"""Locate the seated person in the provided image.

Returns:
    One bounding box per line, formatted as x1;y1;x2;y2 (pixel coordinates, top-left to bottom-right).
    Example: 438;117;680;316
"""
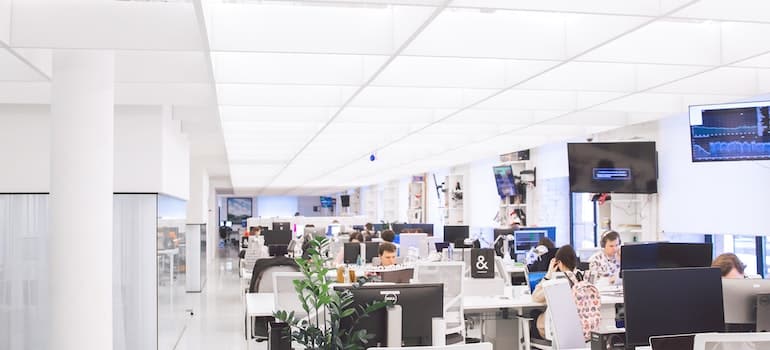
588;230;621;283
334;232;364;265
378;242;398;267
363;223;376;238
712;253;746;279
531;245;584;339
527;237;557;272
381;230;395;243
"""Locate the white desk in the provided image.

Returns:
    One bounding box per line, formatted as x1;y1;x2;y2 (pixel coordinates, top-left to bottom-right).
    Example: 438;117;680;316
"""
245;293;275;349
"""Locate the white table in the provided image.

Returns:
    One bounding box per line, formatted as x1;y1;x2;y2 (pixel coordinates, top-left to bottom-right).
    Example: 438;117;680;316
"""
245;292;276;349
157;248;179;286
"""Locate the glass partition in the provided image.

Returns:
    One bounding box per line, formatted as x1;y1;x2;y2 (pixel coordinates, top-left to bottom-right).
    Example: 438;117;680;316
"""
157;194;188;350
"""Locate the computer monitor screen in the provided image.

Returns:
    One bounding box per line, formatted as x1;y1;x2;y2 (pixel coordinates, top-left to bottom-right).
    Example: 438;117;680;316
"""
364;242;379;263
567;141;658;194
443;225;469;245
268;244;289;257
514;230;546;253
333;283;443;347
621;242;713;271
399;233;428;258
623;267;724;348
272;222;291;231
320;196;334;208
493;228;516;258
263;230;292;246
492;165;517;198
434;242;450;252
343;243;360;264
689;101;770;162
722;279;770;325
327;224;341;236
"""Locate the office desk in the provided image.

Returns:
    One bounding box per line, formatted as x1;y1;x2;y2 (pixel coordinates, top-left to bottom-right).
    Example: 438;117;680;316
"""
245;293;275;349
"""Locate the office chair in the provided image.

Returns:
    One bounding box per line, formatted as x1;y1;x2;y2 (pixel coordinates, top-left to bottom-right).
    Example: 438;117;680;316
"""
414;262;465;344
518;279;587;350
247;257;299;342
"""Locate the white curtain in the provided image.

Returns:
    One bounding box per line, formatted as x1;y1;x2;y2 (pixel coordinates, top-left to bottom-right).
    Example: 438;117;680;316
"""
0;194;49;350
113;194;158;350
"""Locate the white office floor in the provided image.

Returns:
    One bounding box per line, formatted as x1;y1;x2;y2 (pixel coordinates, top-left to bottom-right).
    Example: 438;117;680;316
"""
167;246;264;350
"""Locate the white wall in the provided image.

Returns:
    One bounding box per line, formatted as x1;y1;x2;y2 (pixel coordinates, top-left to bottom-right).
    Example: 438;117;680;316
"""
114;105;163;193
657;111;770;236
530;142;572;246
0;104;191;197
256;196;299;218
161;106;190;200
465;157;500;229
0;104;50;192
186;159;208;224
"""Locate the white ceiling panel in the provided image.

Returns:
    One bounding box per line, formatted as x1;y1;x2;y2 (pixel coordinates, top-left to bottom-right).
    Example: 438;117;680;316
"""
581;20;722;66
350;86;493;109
445;109;534;124
116;51;209;83
216;84;356;107
404;9;567;59
209;3;436;55
449;0;674;16
219;106;333;122
212;52;386;85
11;1;204;50
564;14;649;57
719;22;770;64
651;67;759;95
334;107;441;123
732;52;770;68
374;56;556;89
0;48;48;81
633;64;708;90
518;62;636;92
670;0;770;22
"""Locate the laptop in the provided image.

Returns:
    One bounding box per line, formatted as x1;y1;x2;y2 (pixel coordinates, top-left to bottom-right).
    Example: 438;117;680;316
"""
649;334;695;350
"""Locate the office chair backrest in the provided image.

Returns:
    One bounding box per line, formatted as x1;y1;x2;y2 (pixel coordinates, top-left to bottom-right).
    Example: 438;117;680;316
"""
249;256;299;293
414;262;464;299
542;279;587;348
273;272;307;319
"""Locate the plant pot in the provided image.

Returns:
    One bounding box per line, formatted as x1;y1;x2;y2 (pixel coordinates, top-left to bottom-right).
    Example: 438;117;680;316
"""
268;321;292;350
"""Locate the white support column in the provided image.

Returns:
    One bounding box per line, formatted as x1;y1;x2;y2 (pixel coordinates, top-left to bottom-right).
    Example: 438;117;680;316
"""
49;50;114;350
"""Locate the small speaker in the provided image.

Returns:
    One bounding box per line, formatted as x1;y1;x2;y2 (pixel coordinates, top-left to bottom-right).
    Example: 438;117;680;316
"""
590;330;625;350
341;195;350;208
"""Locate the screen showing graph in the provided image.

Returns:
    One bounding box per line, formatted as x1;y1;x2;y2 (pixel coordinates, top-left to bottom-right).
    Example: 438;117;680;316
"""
690;102;770;162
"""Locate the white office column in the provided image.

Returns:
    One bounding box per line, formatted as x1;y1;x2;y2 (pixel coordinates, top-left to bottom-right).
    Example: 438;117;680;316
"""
49;50;115;350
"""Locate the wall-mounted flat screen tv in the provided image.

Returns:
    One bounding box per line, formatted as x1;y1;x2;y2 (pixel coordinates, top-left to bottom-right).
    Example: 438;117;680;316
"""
689;101;770;162
568;142;658;194
492;165;517;198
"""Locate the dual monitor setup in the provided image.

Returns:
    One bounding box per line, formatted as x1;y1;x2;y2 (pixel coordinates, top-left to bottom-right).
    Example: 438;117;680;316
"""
610;242;770;348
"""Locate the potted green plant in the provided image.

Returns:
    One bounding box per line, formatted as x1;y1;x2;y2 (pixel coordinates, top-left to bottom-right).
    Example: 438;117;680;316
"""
273;237;390;350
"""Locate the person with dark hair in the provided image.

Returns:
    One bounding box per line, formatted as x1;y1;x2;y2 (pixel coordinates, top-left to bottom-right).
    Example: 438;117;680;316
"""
527;237;557;272
381;230;396;243
712;253;746;279
334;232;365;265
531;245;583;338
588;230;621;282
378;242;398;267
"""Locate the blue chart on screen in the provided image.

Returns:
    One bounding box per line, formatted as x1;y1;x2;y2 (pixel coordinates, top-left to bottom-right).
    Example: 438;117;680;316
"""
691;106;770;161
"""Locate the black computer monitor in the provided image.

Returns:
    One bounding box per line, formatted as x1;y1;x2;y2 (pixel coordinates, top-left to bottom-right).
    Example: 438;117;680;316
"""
333;283;443;347
272;222;291;231
623;267;724;348
435;242;450;252
514;230;546;253
443;225;469;245
343;243;360;264
364;242;380;263
268;244;288;257
722;279;770;329
493;228;516;258
263;230;292;246
621;242;713;272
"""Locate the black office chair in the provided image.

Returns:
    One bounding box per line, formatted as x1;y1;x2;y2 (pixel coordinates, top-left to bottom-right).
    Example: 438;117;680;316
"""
247;257;300;342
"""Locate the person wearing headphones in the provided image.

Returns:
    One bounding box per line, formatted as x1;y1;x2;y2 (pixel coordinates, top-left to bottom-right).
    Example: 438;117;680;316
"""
588;230;621;283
